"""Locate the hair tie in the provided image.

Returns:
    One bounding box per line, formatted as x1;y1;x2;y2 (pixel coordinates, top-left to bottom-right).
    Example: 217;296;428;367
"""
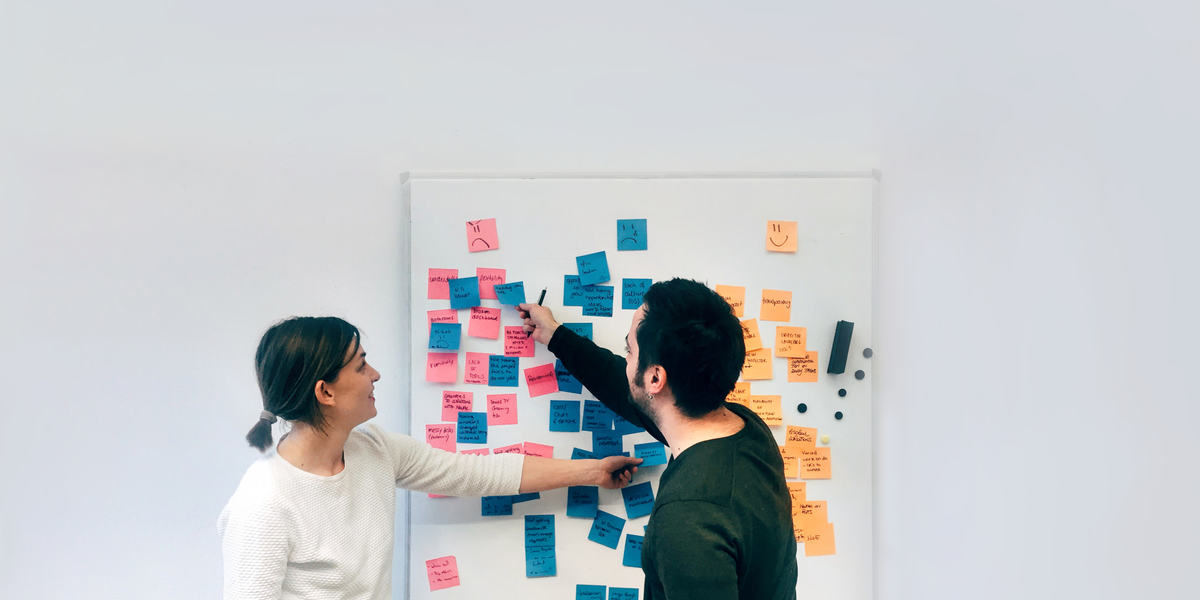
260;410;278;424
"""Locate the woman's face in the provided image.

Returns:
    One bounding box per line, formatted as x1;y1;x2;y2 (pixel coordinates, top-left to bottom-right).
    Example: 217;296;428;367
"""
324;342;381;427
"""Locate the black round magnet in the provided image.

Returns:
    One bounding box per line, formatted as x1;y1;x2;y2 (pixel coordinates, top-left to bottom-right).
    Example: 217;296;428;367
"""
797;403;807;414
834;411;843;420
854;370;865;380
863;348;873;358
838;388;847;397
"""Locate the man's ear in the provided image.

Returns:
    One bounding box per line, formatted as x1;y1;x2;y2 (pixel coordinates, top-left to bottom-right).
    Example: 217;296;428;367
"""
644;365;667;396
313;380;337;408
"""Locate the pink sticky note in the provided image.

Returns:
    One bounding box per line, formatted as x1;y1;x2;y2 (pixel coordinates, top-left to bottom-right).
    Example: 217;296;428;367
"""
468;306;501;339
504;326;535;357
476;268;506;300
464;352;490;384
425;424;456;453
494;443;523;454
487;393;518;426
524;363;559;397
460;448;490;456
428;269;458;300
466;218;499;252
425;555;461;591
441;391;473;422
425;353;457;384
523;442;554;458
427;309;459;332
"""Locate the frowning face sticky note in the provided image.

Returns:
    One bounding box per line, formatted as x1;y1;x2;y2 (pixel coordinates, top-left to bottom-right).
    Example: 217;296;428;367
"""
760;289;793;322
741;347;774;380
766;220;798;253
787;351;820;382
466;218;499;252
715;285;746;318
740;319;763;352
616;219;648;251
775;326;808;357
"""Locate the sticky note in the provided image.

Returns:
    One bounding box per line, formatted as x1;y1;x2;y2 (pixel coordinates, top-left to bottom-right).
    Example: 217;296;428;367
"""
427;269;458;300
488;355;518;387
780;446;799;478
571;447;598;460
786;426;817;452
613;414;644;436
427;309;459;331
804;521;836;556
740;319;763;352
549;400;581;432
564;275;586;306
493;281;526;305
609;587;639;600
466;218;499;252
726;381;751;405
766;220;798;252
511;492;540;503
524;363;559;397
441;391;473;422
740;347;773;380
486;393;518;426
588;510;625;549
576;251;610;286
504;326;535;357
476;267;506;299
621;481;655;519
482;495;514;516
464;352;490;384
460;448;490;456
592;430;623;458
555;360;583;394
582;285;614;317
787;351;820;382
562;322;593;340
456;411;487;444
523;442;553;458
622;534;644;568
787;481;807;505
775;326;808;357
715;284;745;318
425;424;456;453
633;442;667;466
524;514;557;578
425;555;460;591
449;277;481;309
468;306;501;339
494;443;524;454
800;447;832;479
796;500;829;526
582;401;615;432
760;289;792;321
428;322;461;350
426;352;458;383
748;394;782;426
616;218;648;251
621;278;652;310
567;486;599;518
577;584;607;600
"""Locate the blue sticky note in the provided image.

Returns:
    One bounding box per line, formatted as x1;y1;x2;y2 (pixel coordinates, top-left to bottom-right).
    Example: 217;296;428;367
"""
621;481;655;519
555;360;583;394
562;322;593;340
494;281;527;305
609;587;639;600
566;485;599;518
448;277;481;309
622;534;644;568
633;442;667;466
582;401;614;432
621;278;652;310
582;285;614;317
428;322;461;350
564;275;586;306
525;514;557;577
576;251;610;286
526;556;556;578
571;447;598;460
593;430;623;458
587;510;625;549
613;414;644;436
488;355;518;387
456;411;487;444
549;400;581;432
511;492;541;504
577;584;607;600
616;219;648;251
482;495;514;516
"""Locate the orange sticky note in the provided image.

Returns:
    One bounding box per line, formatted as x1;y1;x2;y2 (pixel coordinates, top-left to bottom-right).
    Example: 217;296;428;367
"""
785;426;817;452
726;381;751;405
467;306;501;339
787;351;820;382
800;447;832;479
425;353;457;383
766;220;798;253
523;442;554;458
464;352;490;384
504;326;535;357
476;267;506;299
748;394;782;426
715;285;746;318
780;446;799;478
486;393;517;425
741;347;774;380
740;319;763;352
425;424;456;452
425;555;461;591
775;326;807;357
796;500;828;528
760;289;793;321
466;218;499;252
804;522;836;556
441;391;473;422
427;268;458;300
787;481;807;505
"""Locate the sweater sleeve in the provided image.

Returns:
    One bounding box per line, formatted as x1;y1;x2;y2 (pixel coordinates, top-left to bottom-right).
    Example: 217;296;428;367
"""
218;496;290;600
647;501;741;600
547;325;667;444
367;425;524;496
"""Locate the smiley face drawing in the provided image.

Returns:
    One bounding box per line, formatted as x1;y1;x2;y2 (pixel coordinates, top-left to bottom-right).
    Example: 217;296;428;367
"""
465;218;499;253
766;220;798;253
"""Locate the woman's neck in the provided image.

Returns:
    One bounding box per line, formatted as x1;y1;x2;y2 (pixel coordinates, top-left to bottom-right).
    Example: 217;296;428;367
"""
276;422;351;476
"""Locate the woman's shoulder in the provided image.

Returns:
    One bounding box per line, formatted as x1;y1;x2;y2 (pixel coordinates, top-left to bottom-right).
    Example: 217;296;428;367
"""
350;422;419;453
219;458;293;533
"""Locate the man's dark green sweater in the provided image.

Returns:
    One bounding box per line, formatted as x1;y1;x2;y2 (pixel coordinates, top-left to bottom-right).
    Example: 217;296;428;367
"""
548;326;798;600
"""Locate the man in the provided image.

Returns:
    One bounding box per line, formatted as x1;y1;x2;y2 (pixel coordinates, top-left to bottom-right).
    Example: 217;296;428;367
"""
519;278;797;600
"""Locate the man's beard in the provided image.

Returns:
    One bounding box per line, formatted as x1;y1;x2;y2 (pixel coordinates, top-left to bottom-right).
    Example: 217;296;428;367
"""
628;379;659;424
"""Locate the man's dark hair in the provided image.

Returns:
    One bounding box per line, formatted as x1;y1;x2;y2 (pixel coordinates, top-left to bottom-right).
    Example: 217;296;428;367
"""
635;278;745;418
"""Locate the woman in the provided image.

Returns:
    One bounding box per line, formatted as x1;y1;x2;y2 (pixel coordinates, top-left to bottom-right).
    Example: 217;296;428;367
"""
219;316;640;599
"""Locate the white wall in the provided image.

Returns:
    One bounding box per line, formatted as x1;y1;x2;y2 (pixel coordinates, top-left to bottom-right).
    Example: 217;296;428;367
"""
2;1;1197;598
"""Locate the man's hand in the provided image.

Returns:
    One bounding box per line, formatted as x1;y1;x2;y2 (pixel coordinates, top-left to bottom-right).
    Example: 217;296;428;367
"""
517;303;561;345
594;456;643;489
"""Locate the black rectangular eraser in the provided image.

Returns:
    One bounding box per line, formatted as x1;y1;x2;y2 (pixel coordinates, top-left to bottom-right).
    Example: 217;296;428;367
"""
827;320;855;374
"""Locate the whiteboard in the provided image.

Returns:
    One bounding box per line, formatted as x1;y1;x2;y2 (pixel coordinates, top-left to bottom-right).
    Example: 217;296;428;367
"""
405;173;875;599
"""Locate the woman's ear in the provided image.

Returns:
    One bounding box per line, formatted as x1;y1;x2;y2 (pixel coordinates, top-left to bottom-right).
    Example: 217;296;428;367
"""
313;380;337;408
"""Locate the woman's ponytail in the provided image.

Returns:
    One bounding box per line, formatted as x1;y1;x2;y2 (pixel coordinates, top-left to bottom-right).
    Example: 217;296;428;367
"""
246;410;278;452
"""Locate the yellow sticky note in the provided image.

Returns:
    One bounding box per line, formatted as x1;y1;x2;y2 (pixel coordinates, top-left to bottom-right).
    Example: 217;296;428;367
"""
780;447;799;478
740;347;774;380
766;220;798;253
740;319;763;352
715;285;746;318
800;447;832;479
787;351;820;383
748;394;782;426
785;426;817;452
775;326;807;357
760;289;793;321
726;381;751;405
804;522;836;556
